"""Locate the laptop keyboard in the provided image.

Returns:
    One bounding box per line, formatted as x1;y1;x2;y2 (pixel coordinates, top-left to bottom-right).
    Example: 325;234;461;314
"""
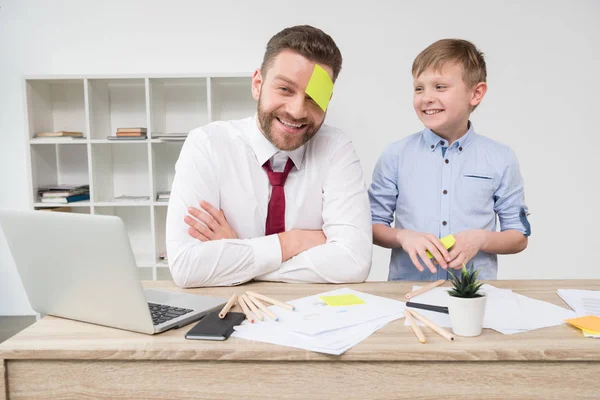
148;302;193;326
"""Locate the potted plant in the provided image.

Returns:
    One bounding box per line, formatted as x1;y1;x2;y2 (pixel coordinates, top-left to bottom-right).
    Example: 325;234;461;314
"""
446;264;487;337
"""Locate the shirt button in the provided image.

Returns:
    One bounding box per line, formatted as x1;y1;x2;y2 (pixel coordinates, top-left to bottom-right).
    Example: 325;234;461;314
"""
445;159;449;164
443;190;448;195
521;211;526;217
430;145;434;149
440;141;445;146
442;221;447;226
459;146;463;151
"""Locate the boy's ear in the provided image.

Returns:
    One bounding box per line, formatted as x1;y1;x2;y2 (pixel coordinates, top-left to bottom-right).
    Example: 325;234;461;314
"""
470;82;488;107
251;69;263;101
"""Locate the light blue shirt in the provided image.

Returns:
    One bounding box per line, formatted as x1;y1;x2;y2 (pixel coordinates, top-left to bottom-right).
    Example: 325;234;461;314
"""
369;123;530;281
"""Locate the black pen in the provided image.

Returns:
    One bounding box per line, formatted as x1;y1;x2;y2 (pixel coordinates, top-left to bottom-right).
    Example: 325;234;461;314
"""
406;301;449;314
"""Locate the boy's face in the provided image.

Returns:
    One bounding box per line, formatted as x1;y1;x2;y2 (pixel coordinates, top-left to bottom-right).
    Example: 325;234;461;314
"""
251;49;331;151
413;62;486;139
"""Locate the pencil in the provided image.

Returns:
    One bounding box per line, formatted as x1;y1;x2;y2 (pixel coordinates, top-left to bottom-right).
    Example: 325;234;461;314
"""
404;309;426;343
241;294;263;321
248;295;279;321
405;279;446;300
407;309;454;342
246;291;295;311
237;295;256;323
219;293;238;319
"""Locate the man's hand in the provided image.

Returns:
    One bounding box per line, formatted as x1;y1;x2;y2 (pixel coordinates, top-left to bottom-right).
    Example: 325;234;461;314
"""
278;230;327;262
184;201;238;242
447;230;488;269
396;230;450;273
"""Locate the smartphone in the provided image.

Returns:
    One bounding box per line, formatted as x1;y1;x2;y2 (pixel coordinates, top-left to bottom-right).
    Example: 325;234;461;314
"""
185;310;246;341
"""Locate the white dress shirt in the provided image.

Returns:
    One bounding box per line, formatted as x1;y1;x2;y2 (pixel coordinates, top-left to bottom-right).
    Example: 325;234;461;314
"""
166;116;372;287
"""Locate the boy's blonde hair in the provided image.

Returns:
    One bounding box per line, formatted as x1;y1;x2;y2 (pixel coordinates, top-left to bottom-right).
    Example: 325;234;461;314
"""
412;39;487;88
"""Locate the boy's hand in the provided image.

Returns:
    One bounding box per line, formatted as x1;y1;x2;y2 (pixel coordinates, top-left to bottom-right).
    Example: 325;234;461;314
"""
396;230;451;273
185;201;238;241
447;230;488;269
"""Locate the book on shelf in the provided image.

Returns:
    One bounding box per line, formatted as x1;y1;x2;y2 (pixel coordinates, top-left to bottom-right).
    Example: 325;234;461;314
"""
156;191;170;201
38;184;89;197
40;193;90;204
35;131;84;138
32;136;83;141
113;195;150;201
152;132;188;141
107;136;147;141
116;132;147;137
117;127;147;133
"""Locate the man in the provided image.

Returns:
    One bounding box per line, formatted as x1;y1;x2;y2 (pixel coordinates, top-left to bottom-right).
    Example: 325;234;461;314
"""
166;25;372;287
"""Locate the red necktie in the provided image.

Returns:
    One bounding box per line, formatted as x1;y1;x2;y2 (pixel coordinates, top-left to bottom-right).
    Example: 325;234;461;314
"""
263;157;295;235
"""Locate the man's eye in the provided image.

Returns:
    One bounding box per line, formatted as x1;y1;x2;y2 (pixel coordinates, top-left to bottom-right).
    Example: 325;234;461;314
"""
279;87;290;93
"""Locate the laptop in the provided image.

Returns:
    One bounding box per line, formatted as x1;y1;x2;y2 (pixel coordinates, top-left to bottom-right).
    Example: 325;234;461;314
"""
0;209;226;335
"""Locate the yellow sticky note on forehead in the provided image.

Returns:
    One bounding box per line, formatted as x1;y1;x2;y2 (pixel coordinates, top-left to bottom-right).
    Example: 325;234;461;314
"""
305;64;334;112
319;294;365;306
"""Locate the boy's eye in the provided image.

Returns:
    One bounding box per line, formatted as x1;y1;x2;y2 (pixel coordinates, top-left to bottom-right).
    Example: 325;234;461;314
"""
436;85;446;90
414;87;423;93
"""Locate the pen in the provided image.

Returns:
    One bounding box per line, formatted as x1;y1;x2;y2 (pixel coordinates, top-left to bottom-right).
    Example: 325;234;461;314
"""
406;301;449;314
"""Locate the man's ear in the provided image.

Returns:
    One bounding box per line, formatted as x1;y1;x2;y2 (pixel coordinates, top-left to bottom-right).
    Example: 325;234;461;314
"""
251;69;263;101
470;82;488;107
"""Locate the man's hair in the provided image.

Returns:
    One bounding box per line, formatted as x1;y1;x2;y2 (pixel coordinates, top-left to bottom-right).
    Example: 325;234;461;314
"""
260;25;342;82
412;39;487;88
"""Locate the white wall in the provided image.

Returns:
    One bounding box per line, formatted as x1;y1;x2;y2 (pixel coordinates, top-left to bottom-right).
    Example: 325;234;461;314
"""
1;0;598;315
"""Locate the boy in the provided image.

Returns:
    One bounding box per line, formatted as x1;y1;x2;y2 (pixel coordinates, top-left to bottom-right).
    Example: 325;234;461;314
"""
369;39;530;280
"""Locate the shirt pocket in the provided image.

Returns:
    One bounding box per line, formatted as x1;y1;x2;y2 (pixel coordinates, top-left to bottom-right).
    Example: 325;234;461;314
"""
458;173;496;211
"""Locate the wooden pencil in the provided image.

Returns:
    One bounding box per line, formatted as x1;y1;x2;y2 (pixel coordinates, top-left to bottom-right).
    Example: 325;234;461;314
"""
405;279;446;300
245;291;295;311
404;309;426;343
407;309;454;342
248;295;279;321
237;295;256;323
218;293;238;319
241;294;263;321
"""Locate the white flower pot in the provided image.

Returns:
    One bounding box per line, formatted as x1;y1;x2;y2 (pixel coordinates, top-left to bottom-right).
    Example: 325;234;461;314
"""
447;293;487;337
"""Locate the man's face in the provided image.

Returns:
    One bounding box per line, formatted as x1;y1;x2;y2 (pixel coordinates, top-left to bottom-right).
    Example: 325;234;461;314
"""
252;50;332;151
413;62;485;139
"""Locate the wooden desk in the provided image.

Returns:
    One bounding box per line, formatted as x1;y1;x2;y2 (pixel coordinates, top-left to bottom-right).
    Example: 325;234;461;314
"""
1;280;599;399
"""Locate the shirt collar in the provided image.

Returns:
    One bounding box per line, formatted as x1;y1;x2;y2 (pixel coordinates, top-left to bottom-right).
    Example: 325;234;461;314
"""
249;114;306;170
423;121;477;154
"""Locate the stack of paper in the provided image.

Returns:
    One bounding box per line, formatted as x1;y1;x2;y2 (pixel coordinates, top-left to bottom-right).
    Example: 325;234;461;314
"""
404;284;575;334
557;289;600;338
231;288;406;355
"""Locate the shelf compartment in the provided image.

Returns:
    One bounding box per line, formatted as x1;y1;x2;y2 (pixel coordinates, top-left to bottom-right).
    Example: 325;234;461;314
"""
26;79;86;140
150;78;208;137
210;77;254;122
90;143;150;203
88;79;147;140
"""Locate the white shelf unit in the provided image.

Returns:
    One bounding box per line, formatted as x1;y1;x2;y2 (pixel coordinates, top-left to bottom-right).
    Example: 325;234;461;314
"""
24;74;253;280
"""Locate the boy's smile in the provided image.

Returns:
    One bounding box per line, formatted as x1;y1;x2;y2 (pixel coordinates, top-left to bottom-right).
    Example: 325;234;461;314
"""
413;62;486;143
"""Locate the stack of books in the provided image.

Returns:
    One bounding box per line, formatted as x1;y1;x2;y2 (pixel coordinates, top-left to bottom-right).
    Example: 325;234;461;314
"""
34;131;84;140
108;127;147;140
38;184;90;204
153;132;188;141
156;191;170;202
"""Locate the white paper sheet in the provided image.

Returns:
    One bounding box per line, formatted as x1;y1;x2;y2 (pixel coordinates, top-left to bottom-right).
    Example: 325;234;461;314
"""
231;288;406;354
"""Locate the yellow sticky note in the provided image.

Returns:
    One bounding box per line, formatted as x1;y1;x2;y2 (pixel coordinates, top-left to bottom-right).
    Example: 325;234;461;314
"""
582;328;600;335
319;294;365;306
305;64;334;112
425;234;456;259
565;315;600;333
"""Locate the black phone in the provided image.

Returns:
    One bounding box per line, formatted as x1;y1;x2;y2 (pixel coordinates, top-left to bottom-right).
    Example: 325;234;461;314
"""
185;310;246;341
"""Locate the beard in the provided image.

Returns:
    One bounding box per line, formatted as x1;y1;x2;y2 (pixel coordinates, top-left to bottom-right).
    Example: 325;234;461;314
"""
257;94;323;151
